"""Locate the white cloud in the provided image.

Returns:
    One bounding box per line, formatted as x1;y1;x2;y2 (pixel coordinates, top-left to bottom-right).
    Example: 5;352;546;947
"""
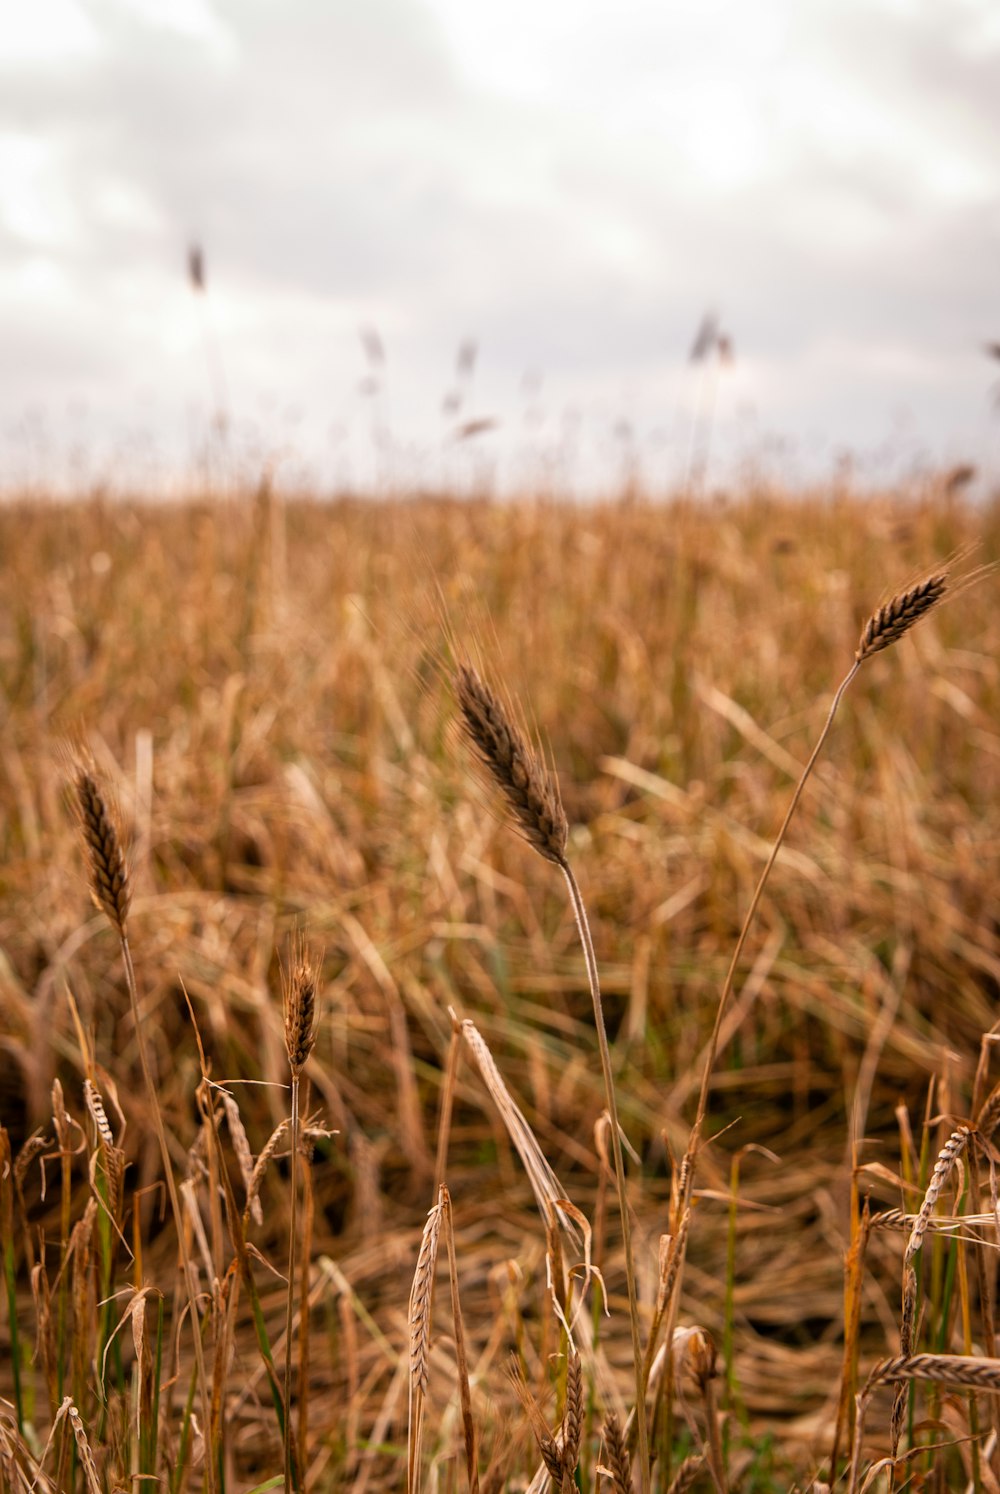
98;0;235;50
5;0;101;62
0;0;998;494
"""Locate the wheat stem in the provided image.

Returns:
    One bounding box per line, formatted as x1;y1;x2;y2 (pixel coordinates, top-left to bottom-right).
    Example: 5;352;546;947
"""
560;860;651;1494
120;934;214;1494
684;660;860;1188
282;948;317;1494
284;1069;301;1494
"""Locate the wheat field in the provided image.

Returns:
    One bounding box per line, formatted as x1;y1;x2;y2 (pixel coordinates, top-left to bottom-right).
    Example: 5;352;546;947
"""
1;482;999;1493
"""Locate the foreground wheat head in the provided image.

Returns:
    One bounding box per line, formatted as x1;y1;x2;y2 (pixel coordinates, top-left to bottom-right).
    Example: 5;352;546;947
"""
453;663;568;866
855;572;949;661
283;940;320;1077
72;762;132;935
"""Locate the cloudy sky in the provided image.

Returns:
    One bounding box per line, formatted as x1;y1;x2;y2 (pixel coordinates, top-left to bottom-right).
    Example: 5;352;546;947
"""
3;0;999;496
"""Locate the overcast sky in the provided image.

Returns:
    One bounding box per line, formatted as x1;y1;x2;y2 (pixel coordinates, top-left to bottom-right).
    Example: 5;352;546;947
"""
3;0;999;496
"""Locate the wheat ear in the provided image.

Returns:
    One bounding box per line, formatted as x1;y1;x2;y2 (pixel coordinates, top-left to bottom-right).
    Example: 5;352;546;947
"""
888;1124;971;1467
855;573;948;661
454;664;568;864
602;1412;633;1494
874;1352;1000;1394
74;768;131;934
441;1186;479;1494
408;1193;444;1494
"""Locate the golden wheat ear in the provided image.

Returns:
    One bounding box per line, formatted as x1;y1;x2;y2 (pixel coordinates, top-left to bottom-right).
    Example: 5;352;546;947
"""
601;1413;632;1494
282;941;320;1076
453;662;568;866
855;572;949;662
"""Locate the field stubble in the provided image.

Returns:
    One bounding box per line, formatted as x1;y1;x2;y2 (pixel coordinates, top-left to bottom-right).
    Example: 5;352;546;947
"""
1;484;999;1491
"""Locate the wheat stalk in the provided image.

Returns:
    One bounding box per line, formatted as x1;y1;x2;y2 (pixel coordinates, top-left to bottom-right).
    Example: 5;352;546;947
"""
454;661;651;1494
282;940;320;1494
675;568;953;1312
694;570;951;1116
70;758;214;1494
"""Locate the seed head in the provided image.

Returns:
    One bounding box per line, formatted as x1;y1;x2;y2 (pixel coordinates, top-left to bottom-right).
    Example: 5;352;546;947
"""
506;1358;563;1480
561;1350;584;1477
454;663;568;866
855;573;948;663
73;765;131;936
601;1413;632;1494
283;942;320;1076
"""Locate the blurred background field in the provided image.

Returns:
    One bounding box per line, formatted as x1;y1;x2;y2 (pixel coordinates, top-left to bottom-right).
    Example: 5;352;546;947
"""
1;483;999;1486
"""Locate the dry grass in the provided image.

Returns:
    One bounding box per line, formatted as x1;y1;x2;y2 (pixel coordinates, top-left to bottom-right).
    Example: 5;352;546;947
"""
0;482;999;1491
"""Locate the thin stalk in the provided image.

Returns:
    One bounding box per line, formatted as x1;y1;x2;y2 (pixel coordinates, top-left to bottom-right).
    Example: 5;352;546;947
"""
285;1072;301;1494
441;1188;479;1494
0;1131;23;1432
723;1156;745;1436
434;1026;462;1192
297;1139;315;1478
170;1353;199;1494
684;661;861;1193
149;1293;165;1482
203;1084;292;1474
120;934;213;1494
701;1375;727;1494
956;1205;981;1494
57;1121;72;1403
560;860;650;1494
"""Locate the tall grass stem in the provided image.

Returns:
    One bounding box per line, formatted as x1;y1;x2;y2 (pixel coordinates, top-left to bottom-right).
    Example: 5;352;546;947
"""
560;860;651;1494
